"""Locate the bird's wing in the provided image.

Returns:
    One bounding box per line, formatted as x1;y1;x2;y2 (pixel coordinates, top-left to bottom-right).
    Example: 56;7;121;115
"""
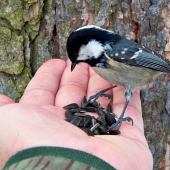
108;44;170;73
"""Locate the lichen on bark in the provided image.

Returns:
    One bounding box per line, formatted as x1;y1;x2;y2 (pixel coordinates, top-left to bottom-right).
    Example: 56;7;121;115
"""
0;0;46;101
31;0;56;73
0;27;24;74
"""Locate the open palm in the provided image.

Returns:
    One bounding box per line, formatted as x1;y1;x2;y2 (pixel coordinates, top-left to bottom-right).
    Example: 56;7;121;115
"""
0;59;153;170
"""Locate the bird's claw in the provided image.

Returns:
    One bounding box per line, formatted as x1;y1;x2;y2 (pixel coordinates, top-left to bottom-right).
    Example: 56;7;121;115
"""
88;93;112;102
122;116;133;126
109;116;133;131
88;85;117;102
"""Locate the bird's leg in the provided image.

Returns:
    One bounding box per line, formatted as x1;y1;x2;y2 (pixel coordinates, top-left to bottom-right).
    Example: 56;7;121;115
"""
88;85;117;102
109;90;133;130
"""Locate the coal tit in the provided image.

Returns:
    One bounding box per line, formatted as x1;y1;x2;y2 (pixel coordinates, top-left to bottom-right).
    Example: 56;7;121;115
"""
66;25;170;130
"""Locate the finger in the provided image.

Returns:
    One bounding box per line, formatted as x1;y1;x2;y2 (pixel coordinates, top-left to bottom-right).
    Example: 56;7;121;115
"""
20;59;66;105
112;87;143;132
87;67;113;109
55;59;89;107
0;95;14;106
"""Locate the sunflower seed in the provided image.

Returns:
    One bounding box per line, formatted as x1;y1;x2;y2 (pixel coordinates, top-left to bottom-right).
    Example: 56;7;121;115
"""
65;110;74;118
78;118;84;127
65;116;81;126
80;100;91;108
81;96;87;105
100;131;110;135
94;128;101;135
71;108;86;113
109;129;121;135
107;103;112;113
97;107;106;117
65;116;77;122
91;116;96;126
105;113;116;126
90;123;99;131
98;124;108;132
88;101;100;107
84;107;97;112
84;115;92;127
74;113;86;117
96;116;107;125
63;103;79;109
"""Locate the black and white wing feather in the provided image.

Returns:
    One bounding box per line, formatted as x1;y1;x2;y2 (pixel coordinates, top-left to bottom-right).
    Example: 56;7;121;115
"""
109;40;170;73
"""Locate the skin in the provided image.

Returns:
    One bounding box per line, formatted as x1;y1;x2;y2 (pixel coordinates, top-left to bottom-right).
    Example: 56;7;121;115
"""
0;59;153;170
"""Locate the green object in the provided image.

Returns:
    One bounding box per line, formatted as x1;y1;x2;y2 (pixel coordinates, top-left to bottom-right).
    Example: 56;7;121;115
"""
3;146;116;170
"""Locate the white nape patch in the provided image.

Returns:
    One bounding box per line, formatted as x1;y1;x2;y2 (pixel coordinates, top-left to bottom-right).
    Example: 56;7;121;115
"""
75;25;114;34
104;44;112;51
77;40;103;60
130;48;143;59
121;51;125;54
138;49;143;53
115;53;119;56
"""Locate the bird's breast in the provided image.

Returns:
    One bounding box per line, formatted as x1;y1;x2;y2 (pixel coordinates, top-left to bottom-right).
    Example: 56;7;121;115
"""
92;60;162;91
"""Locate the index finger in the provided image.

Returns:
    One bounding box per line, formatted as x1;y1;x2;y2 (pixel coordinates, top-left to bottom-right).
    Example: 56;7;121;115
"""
20;59;66;105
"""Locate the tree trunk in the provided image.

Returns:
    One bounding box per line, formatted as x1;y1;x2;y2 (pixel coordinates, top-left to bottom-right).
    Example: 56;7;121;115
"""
0;0;170;169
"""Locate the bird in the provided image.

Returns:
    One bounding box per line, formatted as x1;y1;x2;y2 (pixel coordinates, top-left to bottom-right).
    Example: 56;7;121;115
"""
66;25;170;131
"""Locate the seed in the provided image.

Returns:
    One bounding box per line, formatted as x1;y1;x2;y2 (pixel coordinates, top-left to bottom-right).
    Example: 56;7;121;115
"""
109;129;121;135
90;123;99;131
65;116;76;123
78;118;84;127
84;115;92;127
98;124;108;132
107;103;112;113
100;131;110;135
91;116;96;126
65;110;74;118
106;103;115;116
88;101;100;108
96;116;107;125
94;128;100;135
65;116;81;126
80;127;94;136
81;96;87;105
71;117;81;126
74;113;86;117
97;107;106;117
105;113;116;126
80;102;89;108
84;107;97;112
63;103;79;109
71;108;86;113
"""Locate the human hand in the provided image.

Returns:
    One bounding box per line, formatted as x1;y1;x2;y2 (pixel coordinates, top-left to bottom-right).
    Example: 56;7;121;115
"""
0;59;153;170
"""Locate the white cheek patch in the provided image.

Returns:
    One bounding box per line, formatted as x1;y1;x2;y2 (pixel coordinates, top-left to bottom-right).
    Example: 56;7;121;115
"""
77;40;103;60
104;44;112;51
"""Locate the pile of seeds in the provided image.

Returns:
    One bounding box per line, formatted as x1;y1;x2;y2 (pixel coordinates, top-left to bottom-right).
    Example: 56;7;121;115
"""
64;96;120;136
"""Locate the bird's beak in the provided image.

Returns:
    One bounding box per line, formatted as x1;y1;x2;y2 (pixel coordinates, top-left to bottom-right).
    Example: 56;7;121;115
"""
71;62;77;72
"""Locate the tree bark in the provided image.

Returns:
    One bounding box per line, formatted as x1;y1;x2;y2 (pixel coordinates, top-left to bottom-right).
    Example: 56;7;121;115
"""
0;0;170;169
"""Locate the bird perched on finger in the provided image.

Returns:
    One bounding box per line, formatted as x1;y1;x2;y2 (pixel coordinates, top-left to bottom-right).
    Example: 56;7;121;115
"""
66;25;170;131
